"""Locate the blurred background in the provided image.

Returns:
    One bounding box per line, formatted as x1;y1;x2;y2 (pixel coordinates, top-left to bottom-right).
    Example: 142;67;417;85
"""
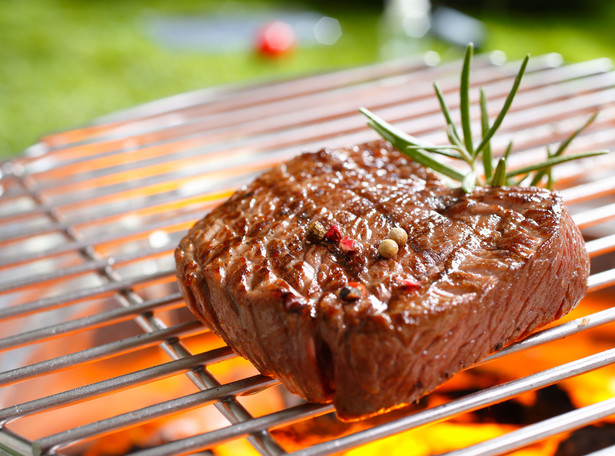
1;0;614;159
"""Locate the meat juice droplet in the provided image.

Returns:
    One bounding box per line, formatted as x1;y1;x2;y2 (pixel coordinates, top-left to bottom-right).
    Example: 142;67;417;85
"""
182;272;197;287
181;260;199;286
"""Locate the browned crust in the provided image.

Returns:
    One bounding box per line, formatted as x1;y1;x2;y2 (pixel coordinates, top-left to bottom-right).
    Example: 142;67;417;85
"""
175;141;589;421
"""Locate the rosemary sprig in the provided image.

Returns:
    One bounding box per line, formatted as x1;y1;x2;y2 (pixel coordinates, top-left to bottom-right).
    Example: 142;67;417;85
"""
360;43;609;191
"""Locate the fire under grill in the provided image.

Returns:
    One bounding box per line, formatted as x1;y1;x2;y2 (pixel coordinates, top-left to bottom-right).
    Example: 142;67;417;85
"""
2;52;615;456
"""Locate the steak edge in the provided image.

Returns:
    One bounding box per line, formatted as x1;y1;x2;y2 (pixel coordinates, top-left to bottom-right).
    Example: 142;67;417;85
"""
175;140;589;421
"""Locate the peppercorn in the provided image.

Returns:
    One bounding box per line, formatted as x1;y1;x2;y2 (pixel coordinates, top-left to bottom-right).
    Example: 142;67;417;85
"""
397;277;421;289
307;220;326;241
378;239;399;258
388;227;408;247
325;224;342;243
340;282;365;301
340;236;356;253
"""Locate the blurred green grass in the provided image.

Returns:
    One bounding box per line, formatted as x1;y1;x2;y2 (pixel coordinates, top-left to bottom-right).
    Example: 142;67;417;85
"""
1;0;615;158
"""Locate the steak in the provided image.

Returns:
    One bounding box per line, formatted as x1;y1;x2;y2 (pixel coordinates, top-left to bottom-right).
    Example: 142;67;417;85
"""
175;140;589;421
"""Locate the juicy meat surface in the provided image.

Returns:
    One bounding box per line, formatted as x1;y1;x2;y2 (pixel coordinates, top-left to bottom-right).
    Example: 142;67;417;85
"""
175;140;589;421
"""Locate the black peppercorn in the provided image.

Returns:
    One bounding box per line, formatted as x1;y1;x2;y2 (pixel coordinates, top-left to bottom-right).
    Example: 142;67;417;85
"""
339;282;365;301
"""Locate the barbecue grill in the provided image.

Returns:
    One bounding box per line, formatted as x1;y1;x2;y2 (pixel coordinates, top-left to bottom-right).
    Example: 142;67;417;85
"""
2;51;615;456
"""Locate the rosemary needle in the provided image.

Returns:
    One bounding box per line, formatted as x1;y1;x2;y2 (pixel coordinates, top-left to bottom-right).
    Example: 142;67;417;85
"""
459;44;475;156
360;43;609;192
479;88;493;180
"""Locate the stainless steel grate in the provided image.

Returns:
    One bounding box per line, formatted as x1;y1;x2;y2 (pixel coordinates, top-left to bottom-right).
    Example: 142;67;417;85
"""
2;51;615;456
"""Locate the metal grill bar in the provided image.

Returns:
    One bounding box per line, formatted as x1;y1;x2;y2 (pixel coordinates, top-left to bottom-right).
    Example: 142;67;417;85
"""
443;397;615;456
0;294;183;351
1;168;243;228
586;234;615;256
0;428;33;456
0;321;204;387
0;268;176;318
30;59;486;171
559;176;615;203
0;348;235;423
574;202;615;228
481;305;615;364
0;212;193;267
0;244;178;294
35;375;279;454
588;268;615;292
128;403;334;456
2;51;615;456
587;445;615;456
113;342;615;456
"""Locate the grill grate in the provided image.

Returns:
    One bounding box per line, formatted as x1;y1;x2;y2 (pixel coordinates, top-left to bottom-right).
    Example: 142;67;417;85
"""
2;52;615;456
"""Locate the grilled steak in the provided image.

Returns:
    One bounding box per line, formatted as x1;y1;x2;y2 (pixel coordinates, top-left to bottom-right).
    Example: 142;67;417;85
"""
175;140;589;421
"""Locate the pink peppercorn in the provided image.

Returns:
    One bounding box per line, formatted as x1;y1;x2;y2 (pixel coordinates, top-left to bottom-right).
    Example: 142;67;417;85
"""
325;224;342;243
397;277;421;289
340;237;356;253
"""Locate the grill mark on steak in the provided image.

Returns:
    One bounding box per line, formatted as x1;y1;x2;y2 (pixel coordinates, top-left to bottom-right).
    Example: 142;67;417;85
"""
176;140;589;421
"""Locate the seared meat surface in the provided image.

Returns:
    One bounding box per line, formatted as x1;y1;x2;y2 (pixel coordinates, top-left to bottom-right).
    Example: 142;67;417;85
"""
175;140;589;421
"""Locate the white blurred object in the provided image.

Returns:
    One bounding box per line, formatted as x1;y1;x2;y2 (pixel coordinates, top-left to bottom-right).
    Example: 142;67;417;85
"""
313;16;342;46
380;0;432;61
431;6;485;49
380;0;487;63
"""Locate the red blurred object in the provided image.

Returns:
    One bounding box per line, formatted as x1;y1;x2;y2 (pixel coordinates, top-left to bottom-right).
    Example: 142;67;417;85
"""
256;21;296;57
